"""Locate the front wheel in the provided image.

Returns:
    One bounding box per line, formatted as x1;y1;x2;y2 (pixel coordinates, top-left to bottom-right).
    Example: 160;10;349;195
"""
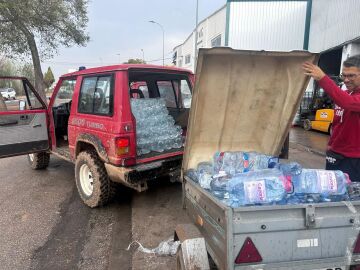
75;150;116;208
303;119;312;131
28;152;50;170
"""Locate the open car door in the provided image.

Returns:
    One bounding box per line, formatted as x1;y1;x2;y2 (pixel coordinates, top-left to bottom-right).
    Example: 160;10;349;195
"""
0;77;49;158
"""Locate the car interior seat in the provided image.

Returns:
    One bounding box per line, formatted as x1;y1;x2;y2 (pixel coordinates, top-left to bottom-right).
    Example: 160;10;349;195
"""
130;89;145;99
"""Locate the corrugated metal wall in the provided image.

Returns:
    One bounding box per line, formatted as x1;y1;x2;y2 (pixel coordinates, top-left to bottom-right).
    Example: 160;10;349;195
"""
309;0;360;52
228;1;308;51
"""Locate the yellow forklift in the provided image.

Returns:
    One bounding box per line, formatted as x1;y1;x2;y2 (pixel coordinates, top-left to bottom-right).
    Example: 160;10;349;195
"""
300;76;341;134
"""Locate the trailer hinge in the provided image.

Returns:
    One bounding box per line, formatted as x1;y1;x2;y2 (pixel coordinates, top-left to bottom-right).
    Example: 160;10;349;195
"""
305;205;316;228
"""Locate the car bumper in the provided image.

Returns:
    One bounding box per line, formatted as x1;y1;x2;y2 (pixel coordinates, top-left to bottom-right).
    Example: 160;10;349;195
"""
105;157;182;191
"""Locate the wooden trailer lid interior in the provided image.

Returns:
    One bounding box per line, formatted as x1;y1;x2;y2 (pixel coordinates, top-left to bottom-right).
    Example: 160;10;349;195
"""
183;48;318;170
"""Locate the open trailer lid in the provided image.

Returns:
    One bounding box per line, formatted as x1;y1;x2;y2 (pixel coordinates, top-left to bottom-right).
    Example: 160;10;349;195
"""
183;48;318;170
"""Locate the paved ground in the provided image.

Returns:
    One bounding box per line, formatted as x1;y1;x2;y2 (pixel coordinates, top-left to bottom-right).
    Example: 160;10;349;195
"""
290;126;329;156
0;127;329;270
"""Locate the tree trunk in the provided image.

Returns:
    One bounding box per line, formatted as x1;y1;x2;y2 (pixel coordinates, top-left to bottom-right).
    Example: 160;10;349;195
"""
8;12;47;105
26;34;47;104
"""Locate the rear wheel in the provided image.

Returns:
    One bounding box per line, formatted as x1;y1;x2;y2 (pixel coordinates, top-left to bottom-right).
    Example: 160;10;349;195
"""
303;119;312;131
75;150;116;208
27;152;50;170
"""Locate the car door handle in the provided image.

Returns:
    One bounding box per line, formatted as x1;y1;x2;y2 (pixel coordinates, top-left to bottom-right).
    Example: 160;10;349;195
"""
32;124;42;128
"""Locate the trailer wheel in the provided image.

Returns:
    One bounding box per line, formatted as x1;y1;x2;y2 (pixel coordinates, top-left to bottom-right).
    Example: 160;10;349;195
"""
75;150;116;208
27;152;50;170
303;119;312;131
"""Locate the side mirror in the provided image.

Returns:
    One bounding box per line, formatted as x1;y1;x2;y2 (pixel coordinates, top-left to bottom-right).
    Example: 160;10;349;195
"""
19;100;26;111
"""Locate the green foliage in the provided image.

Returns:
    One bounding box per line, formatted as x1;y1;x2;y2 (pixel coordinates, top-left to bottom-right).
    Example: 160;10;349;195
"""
44;67;55;89
123;58;146;64
0;59;35;94
0;58;17;76
19;63;35;86
0;0;90;59
0;0;90;101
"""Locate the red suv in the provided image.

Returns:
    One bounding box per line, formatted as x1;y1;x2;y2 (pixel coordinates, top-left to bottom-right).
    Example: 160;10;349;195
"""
0;64;194;207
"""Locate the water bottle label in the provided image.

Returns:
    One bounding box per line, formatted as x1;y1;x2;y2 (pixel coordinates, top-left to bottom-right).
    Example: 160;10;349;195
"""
244;180;267;203
317;171;337;193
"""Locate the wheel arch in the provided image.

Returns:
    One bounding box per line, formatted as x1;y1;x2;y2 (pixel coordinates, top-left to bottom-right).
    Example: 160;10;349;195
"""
75;133;109;163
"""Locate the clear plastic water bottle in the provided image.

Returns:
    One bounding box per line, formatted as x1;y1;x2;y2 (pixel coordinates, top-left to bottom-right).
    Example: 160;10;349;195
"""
292;169;350;199
210;172;230;199
131;98;183;154
275;162;302;176
226;169;287;206
348;182;360;201
245;152;279;172
286;193;322;204
196;162;213;190
185;169;198;183
213;152;242;175
213;151;278;176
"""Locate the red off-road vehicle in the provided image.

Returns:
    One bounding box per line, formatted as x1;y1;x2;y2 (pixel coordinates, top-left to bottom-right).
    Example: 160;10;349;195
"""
0;64;194;207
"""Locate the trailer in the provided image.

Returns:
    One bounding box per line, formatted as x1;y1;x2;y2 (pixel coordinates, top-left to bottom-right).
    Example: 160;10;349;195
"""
175;48;360;270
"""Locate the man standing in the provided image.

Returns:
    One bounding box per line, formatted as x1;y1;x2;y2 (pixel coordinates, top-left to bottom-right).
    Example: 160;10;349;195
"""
302;55;360;182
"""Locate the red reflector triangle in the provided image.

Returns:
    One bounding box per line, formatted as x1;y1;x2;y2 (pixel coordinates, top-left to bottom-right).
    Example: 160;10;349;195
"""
235;237;262;264
354;234;360;253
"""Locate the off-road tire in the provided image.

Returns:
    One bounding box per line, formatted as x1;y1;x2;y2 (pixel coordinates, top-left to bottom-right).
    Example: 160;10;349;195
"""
27;152;50;170
75;150;116;208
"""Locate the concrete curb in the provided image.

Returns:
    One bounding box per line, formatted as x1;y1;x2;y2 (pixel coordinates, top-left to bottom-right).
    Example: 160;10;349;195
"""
289;142;326;157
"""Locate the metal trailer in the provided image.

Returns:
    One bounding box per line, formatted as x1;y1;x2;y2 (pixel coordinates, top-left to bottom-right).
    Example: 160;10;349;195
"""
174;48;360;269
176;177;360;270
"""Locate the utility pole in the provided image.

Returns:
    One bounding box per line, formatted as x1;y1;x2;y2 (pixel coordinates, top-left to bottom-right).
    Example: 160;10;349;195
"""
149;20;165;66
194;0;199;71
141;49;145;63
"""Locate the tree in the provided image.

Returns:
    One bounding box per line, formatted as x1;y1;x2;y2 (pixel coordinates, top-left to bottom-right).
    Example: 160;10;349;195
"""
0;0;90;103
44;67;55;89
124;58;146;64
19;62;35;86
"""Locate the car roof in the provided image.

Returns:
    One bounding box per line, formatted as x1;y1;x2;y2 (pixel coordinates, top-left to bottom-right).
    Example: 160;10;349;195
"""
61;64;193;78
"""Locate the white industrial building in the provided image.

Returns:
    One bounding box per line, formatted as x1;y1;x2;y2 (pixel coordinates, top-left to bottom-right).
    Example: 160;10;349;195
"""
173;0;360;76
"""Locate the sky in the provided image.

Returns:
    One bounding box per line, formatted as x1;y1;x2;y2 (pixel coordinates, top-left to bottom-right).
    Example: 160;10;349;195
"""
41;0;226;79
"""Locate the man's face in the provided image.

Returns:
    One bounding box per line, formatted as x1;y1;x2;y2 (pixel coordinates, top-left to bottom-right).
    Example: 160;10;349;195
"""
341;66;360;91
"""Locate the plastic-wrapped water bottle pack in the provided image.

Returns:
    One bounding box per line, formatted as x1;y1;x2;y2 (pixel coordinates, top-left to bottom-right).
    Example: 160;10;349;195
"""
131;98;183;155
185;151;355;207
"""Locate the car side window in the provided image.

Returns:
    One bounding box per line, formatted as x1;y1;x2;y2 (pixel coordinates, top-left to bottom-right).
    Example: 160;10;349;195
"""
173;79;192;108
26;87;44;109
157;81;177;108
78;75;113;115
